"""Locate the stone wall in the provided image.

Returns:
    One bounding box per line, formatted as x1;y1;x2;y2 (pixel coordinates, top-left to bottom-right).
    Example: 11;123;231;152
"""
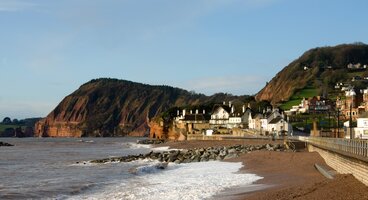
308;144;368;186
187;134;224;141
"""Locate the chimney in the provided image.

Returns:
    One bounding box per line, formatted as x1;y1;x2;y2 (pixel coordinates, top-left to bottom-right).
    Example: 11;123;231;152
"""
190;110;193;114
248;103;251;108
203;110;205;114
196;109;199;114
231;105;235;114
183;109;186;116
267;107;271;112
229;101;232;108
242;105;245;113
177;110;180;116
223;101;226;105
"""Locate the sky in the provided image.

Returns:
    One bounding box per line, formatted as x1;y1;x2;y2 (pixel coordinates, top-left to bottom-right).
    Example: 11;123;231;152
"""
1;0;368;120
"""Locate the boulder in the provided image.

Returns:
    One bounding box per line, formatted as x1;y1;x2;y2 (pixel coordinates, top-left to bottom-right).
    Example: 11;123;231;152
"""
0;141;14;147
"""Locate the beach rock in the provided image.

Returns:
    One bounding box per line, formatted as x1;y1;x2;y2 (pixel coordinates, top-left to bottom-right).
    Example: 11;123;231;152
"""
137;139;165;145
168;153;178;162
216;155;224;160
224;153;238;160
155;162;168;170
266;144;274;151
0;141;14;147
88;143;289;165
228;148;237;154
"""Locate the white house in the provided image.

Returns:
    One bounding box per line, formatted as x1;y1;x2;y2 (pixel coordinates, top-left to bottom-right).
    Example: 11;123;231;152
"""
248;108;292;135
248;113;263;130
209;105;231;128
267;117;292;135
354;118;368;139
285;98;308;115
228;114;242;128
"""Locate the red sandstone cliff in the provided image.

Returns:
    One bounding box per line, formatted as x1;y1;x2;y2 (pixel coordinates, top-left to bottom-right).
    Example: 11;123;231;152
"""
35;78;251;137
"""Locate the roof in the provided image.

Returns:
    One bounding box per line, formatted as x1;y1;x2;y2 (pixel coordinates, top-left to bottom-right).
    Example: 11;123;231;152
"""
183;114;211;121
269;116;283;124
252;113;263;119
211;104;231;114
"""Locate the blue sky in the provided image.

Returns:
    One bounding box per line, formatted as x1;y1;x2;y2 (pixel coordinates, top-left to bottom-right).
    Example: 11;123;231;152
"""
1;0;368;120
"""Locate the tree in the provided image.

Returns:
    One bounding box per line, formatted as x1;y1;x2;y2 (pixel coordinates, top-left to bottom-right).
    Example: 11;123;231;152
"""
12;118;19;124
2;117;11;124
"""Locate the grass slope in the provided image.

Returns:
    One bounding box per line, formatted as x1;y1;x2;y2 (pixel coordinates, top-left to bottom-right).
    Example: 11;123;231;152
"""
280;87;319;110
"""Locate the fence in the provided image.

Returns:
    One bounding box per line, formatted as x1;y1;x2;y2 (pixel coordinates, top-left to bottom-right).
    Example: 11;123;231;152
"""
297;136;368;160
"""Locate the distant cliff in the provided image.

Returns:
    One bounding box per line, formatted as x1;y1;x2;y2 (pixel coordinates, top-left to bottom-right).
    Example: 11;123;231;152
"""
256;43;368;105
35;78;251;137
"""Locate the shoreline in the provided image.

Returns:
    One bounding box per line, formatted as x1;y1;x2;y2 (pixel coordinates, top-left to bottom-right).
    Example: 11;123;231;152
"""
156;140;368;200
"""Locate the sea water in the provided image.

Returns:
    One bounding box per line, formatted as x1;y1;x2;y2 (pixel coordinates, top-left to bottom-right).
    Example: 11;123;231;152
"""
0;138;262;199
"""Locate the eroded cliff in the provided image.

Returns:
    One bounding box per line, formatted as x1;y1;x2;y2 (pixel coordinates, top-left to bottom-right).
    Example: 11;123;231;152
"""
35;78;251;137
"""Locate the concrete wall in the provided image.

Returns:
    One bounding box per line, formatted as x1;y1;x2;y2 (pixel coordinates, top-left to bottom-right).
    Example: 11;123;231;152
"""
308;144;368;186
187;134;224;141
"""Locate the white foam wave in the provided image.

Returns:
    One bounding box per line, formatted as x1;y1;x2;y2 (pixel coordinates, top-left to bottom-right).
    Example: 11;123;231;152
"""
150;146;170;151
126;142;180;152
126;142;152;149
71;161;263;200
132;161;171;175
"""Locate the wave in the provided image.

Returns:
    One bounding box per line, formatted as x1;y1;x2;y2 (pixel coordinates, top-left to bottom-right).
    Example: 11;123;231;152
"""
70;161;263;200
125;142;152;149
129;161;171;175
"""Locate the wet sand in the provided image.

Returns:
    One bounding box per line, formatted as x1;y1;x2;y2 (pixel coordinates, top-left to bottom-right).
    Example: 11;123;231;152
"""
157;140;368;200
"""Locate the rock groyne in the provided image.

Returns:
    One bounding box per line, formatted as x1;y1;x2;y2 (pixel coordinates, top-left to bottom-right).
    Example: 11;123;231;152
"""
90;143;287;164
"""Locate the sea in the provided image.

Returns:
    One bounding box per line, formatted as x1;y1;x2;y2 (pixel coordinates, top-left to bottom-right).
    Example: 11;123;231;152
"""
0;137;263;200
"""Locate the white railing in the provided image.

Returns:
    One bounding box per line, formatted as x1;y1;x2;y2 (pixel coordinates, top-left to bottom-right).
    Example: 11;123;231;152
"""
297;136;368;159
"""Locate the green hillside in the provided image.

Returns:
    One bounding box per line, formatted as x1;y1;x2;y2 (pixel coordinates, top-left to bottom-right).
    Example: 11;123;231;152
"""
280;87;319;110
256;43;368;105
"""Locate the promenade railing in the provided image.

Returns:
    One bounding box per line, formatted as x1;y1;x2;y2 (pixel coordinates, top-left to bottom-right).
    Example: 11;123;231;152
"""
296;136;368;160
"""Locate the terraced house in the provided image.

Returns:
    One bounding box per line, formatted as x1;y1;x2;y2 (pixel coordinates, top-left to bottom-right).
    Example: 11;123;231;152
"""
174;102;291;136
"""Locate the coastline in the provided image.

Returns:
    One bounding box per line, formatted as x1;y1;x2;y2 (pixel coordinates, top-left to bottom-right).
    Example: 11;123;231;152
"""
156;140;368;200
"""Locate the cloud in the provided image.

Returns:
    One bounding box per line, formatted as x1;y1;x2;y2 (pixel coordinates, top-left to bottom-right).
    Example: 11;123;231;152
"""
0;0;36;12
183;75;267;96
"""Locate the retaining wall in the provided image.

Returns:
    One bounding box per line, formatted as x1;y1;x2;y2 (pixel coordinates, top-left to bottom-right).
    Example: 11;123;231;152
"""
308;144;368;186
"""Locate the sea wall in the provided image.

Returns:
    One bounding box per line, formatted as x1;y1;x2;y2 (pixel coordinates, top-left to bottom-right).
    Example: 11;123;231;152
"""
308;144;368;186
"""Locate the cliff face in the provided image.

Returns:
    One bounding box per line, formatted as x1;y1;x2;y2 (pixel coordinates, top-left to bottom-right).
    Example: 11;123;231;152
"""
256;43;368;105
35;78;250;137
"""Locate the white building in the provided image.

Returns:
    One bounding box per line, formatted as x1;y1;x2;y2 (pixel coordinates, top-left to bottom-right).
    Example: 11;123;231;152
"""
228;115;242;128
267;117;292;136
354;118;368;139
248;108;292;135
285;98;308;115
209;105;231;128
